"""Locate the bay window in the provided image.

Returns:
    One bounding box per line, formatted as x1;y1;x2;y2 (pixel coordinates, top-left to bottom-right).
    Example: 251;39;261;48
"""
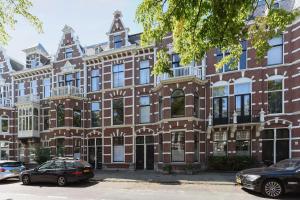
57;104;65;127
113;137;124;162
171;89;185;118
171;132;185;162
73;109;81;127
213;132;227;156
268;79;283;114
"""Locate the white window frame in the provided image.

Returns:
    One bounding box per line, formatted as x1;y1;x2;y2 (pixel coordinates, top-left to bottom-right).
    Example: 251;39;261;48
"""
267;75;284;115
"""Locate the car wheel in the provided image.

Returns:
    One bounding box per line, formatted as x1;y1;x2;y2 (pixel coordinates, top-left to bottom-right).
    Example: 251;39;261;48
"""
22;175;31;185
57;176;67;186
263;179;284;198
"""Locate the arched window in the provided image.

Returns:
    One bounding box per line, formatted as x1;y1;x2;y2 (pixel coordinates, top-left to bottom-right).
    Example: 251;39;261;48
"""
212;81;229;124
234;78;252;123
57;104;65;127
171;89;185;118
73;109;81;127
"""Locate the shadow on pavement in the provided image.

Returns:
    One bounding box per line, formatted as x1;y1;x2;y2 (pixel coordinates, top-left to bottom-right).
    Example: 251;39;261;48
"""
21;180;99;188
0;179;20;185
93;170;235;185
242;188;300;200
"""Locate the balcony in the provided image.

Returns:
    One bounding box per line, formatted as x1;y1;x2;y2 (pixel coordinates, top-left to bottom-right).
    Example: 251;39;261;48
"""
16;95;40;105
210;110;262;126
18;130;40;139
51;86;83;98
155;65;206;85
0;98;12;107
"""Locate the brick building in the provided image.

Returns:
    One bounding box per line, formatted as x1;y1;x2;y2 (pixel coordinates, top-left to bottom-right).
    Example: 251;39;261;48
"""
0;1;300;172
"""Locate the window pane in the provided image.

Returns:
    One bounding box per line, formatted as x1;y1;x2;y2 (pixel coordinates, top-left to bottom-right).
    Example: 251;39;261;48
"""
113;137;124;162
91;102;100;127
235;96;242;115
268;91;282;113
221;98;228;118
140;68;150;84
73;110;81;127
1;117;8;132
140;106;150;123
213;85;228;97
268;79;282;91
140;96;149;105
234;83;251;94
171;90;185;117
113;99;124;125
213;98;220;118
267;46;283;65
171;132;185;162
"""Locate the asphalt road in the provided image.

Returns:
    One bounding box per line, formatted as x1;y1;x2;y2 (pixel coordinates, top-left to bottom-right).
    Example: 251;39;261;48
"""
0;179;299;200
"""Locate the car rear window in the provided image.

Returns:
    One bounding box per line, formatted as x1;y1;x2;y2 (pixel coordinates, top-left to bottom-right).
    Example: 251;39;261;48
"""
0;162;22;167
65;160;91;168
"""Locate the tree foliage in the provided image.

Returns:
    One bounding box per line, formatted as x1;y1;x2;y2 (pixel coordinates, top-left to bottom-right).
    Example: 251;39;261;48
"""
136;0;299;74
0;0;42;44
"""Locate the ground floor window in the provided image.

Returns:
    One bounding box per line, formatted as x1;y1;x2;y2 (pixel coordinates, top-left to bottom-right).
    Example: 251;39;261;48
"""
56;138;65;157
236;130;250;156
73;139;81;159
171;132;185;162
159;134;163;162
194;133;199;162
0;141;9;160
213;132;227;156
262;128;289;164
113;137;124;162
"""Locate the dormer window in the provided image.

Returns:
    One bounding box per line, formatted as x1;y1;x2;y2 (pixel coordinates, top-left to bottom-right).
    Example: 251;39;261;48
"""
65;48;73;59
31;58;39;68
114;35;122;49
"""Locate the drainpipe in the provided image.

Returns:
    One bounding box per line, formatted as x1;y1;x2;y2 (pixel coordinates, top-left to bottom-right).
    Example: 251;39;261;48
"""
132;51;136;169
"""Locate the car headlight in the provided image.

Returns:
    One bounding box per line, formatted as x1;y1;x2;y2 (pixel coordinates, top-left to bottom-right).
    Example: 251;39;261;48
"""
246;175;261;181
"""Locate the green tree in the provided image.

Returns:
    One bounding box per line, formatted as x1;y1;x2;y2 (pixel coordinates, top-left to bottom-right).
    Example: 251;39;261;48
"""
34;146;51;164
0;0;42;44
136;0;299;74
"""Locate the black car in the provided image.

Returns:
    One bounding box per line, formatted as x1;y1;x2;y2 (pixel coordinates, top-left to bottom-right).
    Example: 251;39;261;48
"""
236;158;300;198
20;158;94;186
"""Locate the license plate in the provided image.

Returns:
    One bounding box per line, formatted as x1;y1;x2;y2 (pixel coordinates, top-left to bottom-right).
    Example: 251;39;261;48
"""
236;177;241;184
83;169;90;173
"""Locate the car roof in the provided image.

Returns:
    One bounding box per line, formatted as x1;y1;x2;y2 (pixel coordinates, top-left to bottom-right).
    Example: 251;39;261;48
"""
0;160;20;163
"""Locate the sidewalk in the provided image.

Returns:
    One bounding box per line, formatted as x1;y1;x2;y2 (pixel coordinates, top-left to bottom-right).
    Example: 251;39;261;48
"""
92;170;236;185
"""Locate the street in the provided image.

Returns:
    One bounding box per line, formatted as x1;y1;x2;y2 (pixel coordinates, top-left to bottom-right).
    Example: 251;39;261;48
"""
0;179;299;200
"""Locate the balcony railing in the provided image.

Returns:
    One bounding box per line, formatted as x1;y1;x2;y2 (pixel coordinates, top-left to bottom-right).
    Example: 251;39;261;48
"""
17;95;40;104
51;86;83;98
210;110;262;126
155;65;205;85
18;130;40;139
0;98;12;107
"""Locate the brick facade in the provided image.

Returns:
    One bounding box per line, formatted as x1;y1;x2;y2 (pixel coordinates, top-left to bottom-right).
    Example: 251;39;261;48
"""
0;3;299;171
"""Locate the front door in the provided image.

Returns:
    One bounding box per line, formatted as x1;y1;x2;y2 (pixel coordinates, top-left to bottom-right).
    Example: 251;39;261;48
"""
146;145;154;170
87;138;102;169
262;128;290;164
135;136;154;170
136;145;144;170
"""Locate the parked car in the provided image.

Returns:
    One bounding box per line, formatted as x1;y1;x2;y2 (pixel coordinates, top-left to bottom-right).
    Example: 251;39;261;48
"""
236;158;300;198
0;160;26;181
20;158;94;186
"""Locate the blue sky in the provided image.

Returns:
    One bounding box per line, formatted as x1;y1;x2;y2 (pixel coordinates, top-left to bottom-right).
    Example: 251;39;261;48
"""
5;0;143;64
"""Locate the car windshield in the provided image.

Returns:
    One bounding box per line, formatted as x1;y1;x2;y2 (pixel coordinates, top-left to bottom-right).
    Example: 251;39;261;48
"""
271;159;300;170
0;162;22;167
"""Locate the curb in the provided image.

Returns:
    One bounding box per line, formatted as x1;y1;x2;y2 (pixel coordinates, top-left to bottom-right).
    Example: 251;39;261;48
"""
91;178;236;186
